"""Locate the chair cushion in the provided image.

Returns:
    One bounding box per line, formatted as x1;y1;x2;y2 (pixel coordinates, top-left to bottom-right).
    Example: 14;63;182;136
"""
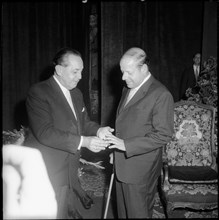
168;166;218;183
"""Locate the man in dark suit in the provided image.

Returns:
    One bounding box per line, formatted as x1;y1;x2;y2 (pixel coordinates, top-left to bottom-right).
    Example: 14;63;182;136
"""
25;48;113;218
179;53;201;100
106;47;174;218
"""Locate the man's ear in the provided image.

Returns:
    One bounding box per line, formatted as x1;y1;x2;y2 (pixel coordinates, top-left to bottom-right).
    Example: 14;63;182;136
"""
55;65;62;76
141;63;148;73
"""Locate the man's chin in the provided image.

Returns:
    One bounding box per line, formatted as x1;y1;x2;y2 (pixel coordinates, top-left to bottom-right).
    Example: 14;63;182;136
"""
126;84;133;89
69;84;78;90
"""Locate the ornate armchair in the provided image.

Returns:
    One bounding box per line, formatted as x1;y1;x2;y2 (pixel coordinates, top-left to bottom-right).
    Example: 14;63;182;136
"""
161;100;218;217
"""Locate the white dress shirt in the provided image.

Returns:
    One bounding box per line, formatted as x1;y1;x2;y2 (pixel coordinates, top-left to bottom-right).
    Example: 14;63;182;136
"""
53;76;83;150
53;76;77;119
193;65;200;80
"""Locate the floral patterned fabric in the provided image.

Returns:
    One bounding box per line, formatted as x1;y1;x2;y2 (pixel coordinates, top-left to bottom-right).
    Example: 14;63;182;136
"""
162;100;218;214
185;56;217;155
166;101;216;167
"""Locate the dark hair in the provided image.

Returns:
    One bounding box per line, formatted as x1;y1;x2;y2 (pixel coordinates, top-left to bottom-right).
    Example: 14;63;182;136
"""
193;53;201;59
52;47;82;66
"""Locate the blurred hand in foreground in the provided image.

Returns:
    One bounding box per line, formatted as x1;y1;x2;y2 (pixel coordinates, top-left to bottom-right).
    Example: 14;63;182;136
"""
3;144;57;219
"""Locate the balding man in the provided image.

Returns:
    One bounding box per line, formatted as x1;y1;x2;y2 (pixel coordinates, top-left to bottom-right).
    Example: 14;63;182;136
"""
106;47;174;218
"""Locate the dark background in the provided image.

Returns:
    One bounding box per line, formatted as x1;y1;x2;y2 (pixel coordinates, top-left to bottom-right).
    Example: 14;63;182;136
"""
2;1;217;130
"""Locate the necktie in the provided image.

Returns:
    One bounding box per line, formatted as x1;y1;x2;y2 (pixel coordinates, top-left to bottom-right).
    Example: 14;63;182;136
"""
65;91;77;120
124;89;137;106
195;66;199;80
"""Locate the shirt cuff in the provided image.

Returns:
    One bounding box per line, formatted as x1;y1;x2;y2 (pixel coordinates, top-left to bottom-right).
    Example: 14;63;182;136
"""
78;136;83;150
96;128;101;137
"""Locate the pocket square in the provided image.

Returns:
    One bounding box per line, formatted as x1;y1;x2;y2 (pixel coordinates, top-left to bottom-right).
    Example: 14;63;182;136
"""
82;107;85;112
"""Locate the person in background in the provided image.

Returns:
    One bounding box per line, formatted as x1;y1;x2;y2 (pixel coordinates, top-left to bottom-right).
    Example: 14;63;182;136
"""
25;47;114;218
105;47;174;218
179;52;201;100
3;144;57;219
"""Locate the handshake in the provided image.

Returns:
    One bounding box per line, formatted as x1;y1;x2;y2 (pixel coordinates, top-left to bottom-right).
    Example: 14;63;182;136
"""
82;126;126;153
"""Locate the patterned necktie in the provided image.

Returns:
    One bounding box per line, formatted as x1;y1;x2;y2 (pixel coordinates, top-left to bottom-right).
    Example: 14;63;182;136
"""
65;91;77;120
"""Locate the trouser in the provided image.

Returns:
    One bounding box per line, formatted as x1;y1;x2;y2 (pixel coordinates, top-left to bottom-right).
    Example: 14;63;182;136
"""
69;152;88;197
55;185;80;219
55;151;82;219
115;177;158;218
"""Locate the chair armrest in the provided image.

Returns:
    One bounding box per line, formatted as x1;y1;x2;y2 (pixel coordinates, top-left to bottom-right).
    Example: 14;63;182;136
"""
162;162;171;191
213;151;217;162
163;162;169;183
212;151;218;173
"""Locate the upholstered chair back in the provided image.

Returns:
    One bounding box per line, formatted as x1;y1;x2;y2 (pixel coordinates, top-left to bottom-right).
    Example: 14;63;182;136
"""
165;100;217;184
166;101;215;167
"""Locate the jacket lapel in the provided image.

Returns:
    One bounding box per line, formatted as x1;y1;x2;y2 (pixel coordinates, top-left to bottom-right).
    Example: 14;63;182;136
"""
49;77;78;123
70;89;81;125
117;75;155;115
117;88;129;115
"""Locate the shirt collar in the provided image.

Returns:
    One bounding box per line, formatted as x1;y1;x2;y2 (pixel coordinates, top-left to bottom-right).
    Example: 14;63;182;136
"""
53;75;69;95
193;65;200;70
131;72;151;92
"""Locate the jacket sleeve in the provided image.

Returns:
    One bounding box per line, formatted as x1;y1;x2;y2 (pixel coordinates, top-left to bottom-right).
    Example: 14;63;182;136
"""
82;109;100;136
26;85;81;154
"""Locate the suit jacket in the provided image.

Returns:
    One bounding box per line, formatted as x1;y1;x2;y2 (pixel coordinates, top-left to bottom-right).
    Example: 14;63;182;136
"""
114;75;174;184
25;76;99;189
179;66;197;100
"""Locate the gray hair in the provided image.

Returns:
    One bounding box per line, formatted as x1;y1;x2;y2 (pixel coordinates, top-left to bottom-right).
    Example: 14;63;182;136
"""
121;47;149;66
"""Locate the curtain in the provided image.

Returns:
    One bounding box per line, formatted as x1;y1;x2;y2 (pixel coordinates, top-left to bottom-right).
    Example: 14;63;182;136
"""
3;1;215;131
2;2;91;130
202;2;217;61
100;1;204;127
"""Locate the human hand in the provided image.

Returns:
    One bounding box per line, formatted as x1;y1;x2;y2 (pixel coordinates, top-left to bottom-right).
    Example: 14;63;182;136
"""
105;134;126;151
83;136;108;153
3;144;57;219
97;126;114;140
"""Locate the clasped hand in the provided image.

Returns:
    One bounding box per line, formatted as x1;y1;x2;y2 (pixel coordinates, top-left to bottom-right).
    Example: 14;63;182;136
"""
97;126;114;140
87;127;125;152
105;133;126;151
86;136;108;153
86;126;114;153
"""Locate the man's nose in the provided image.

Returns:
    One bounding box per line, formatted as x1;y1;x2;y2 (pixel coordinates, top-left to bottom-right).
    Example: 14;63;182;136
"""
77;72;82;80
122;72;127;80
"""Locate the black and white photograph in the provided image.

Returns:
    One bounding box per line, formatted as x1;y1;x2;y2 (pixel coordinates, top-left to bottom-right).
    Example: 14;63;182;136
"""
2;0;217;219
